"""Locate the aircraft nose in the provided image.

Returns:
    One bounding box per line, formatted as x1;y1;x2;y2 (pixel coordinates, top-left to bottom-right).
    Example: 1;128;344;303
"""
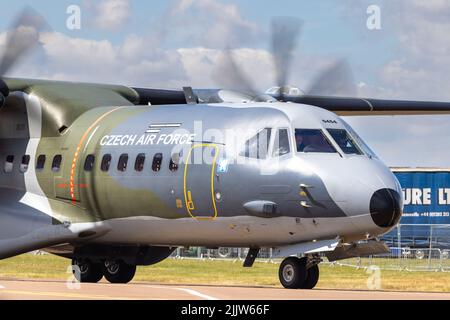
370;188;402;228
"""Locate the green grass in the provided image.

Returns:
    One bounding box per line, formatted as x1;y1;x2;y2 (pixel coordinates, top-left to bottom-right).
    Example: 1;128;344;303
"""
0;255;449;292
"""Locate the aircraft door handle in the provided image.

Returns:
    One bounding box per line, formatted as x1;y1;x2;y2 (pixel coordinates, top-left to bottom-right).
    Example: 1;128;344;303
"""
300;201;313;208
187;190;195;210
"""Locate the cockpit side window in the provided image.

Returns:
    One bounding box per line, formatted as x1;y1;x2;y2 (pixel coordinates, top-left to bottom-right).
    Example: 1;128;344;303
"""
272;129;291;157
240;128;272;159
341;119;379;159
295;129;336;153
327;129;362;155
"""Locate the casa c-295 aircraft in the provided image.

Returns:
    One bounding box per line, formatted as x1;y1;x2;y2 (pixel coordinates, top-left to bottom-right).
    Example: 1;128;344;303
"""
1;10;449;289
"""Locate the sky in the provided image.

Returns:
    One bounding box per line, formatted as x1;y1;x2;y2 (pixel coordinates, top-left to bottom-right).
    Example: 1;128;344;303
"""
1;0;450;168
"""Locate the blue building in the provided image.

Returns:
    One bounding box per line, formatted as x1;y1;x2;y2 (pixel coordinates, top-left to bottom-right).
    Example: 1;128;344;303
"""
382;168;450;248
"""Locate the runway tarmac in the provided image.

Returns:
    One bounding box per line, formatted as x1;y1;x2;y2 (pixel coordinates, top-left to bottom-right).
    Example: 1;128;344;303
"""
0;279;449;300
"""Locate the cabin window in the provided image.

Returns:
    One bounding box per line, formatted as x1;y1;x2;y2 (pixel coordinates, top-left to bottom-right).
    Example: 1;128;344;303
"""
36;155;46;171
118;154;129;172
169;153;180;172
152;153;163;172
135;153;146;172
84;154;95;171
240;128;272;159
326;129;363;155
51;155;62;172
20;155;30;173
101;154;112;172
295;129;336;153
4;155;14;173
272;129;291;157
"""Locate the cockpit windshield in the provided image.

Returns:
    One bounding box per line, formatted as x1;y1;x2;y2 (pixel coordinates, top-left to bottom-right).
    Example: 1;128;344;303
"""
326;129;362;155
340;119;379;159
295;129;337;153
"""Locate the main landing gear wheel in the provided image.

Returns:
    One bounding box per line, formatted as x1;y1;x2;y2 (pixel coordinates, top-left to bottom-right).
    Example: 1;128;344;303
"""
72;258;103;283
102;260;136;284
300;264;319;289
279;257;320;289
279;257;307;289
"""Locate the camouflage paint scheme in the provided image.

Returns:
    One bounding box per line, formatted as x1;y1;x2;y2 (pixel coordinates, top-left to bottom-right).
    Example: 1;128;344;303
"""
0;78;402;261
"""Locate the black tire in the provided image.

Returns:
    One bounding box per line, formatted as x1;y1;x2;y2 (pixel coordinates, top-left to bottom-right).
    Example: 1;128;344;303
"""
300;264;319;289
72;258;103;283
279;257;307;289
103;260;136;284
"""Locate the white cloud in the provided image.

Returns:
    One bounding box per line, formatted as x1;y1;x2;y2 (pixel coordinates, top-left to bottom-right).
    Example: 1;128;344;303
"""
1;22;335;95
1;0;334;92
357;1;450;101
167;0;261;48
338;1;450;168
345;115;450;167
92;0;131;31
0;31;187;88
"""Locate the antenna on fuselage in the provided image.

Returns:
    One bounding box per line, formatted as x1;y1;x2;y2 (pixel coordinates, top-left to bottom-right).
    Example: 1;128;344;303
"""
183;86;198;105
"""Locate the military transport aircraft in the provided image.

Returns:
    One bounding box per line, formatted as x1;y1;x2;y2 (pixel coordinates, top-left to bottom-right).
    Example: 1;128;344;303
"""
1;9;449;289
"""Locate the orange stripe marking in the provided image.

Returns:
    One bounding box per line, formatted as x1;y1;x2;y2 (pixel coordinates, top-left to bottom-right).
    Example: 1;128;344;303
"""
57;183;88;189
69;107;123;204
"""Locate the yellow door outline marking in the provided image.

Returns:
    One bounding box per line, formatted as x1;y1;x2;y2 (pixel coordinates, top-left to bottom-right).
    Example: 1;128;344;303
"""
183;143;219;220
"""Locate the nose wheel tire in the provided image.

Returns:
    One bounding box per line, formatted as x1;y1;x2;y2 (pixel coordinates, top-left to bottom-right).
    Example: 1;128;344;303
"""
299;264;319;289
102;260;136;284
279;257;307;289
72;258;103;283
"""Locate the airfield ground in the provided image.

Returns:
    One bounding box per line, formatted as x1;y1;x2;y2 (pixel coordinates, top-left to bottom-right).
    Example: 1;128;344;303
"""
0;255;449;293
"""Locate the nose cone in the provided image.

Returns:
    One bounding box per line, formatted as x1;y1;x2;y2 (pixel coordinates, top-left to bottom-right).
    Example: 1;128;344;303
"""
370;188;402;228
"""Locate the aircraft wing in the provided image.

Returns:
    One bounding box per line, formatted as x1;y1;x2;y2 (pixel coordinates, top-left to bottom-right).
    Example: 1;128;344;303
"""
283;95;450;116
7;78;450;117
4;78;188;108
1;78;192;136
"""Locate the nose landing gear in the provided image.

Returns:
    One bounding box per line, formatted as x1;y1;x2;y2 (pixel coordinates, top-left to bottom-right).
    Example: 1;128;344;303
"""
279;255;321;289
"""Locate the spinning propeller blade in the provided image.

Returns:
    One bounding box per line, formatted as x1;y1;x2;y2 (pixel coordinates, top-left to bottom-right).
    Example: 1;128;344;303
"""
0;7;48;98
212;16;356;102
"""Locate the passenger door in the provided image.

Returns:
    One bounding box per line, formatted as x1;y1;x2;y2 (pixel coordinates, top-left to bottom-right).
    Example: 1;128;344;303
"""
183;143;222;220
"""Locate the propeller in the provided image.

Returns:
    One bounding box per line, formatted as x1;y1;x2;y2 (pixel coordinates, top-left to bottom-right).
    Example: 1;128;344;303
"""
212;48;259;100
212;16;356;102
306;58;356;97
271;16;302;101
0;7;48;105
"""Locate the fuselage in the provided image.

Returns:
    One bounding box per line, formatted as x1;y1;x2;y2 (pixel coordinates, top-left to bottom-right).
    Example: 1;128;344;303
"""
0;95;402;255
